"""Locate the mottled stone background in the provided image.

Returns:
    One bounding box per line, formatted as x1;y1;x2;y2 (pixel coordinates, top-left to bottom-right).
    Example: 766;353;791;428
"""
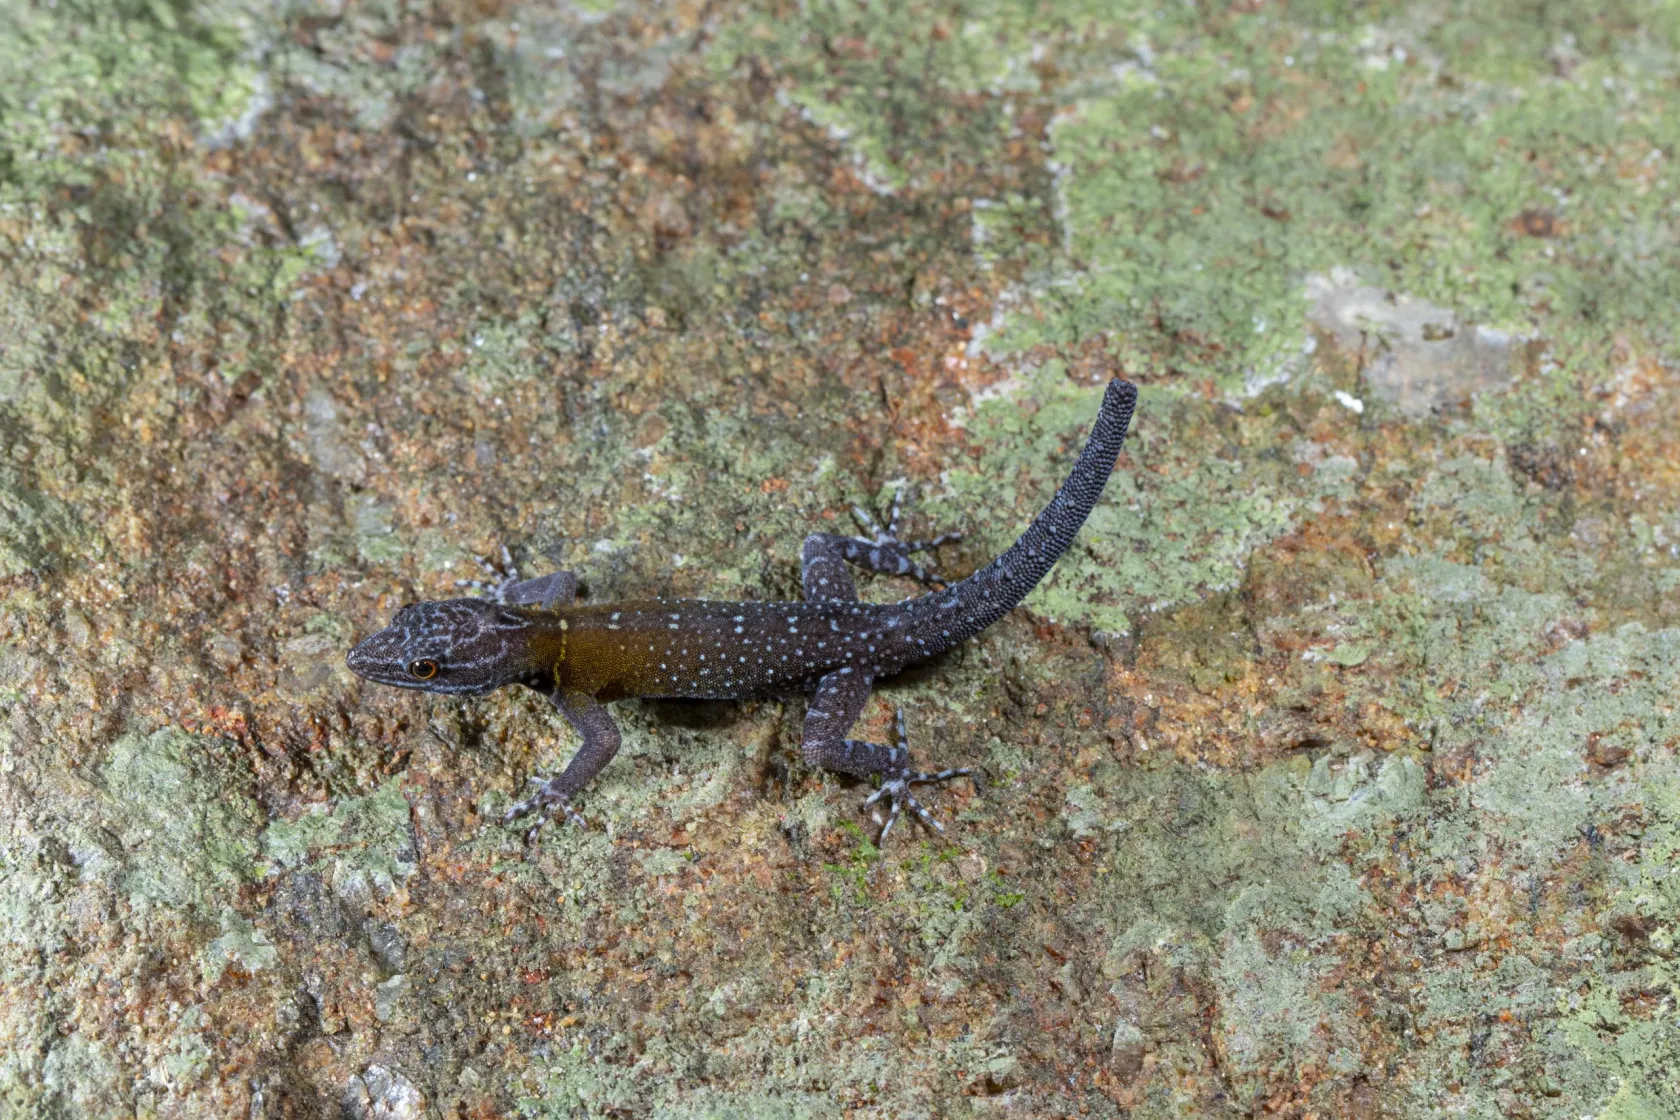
2;1;1678;1116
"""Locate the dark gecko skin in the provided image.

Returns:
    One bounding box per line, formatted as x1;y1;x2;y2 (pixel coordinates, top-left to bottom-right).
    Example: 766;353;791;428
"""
347;378;1137;840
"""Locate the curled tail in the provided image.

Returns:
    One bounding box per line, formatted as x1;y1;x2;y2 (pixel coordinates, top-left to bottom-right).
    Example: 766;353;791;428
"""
909;378;1136;652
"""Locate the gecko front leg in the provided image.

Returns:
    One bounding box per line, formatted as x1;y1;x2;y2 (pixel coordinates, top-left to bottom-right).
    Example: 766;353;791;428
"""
457;547;579;610
503;688;620;840
495;571;578;610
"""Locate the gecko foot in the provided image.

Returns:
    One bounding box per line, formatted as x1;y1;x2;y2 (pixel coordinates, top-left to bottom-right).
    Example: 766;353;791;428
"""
456;545;522;602
847;486;963;584
503;776;588;842
861;708;977;843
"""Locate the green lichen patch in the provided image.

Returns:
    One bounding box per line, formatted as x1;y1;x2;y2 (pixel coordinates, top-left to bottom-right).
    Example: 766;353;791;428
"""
712;0;1102;197
34;1030;123;1119
0;1;263;195
157;1007;214;1093
1079;481;1680;1113
975;1;1680;394
101;727;263;915
0;463;81;577
262;777;418;897
1395;623;1680;1117
0;0;272;399
1083;750;1410;1111
201;910;279;984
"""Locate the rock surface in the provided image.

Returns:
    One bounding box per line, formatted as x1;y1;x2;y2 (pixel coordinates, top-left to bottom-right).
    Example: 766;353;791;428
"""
2;1;1678;1116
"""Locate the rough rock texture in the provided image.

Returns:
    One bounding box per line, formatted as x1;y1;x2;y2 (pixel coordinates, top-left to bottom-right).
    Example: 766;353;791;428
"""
2;1;1678;1116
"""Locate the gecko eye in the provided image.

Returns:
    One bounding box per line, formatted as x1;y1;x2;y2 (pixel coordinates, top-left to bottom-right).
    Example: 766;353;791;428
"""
408;658;439;680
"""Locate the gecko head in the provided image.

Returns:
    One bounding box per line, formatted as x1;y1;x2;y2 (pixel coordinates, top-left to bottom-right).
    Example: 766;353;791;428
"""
347;598;533;695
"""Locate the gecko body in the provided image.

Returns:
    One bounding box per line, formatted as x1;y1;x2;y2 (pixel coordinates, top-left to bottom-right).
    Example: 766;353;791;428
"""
348;378;1137;839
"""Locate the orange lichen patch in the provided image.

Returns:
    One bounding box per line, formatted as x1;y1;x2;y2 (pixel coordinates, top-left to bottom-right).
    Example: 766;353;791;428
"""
1597;352;1680;502
1107;658;1271;771
1354;700;1415;753
1242;526;1376;616
1507;208;1565;238
176;706;251;739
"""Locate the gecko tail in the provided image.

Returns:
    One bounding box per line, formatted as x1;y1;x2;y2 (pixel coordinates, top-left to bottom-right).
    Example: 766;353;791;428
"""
912;378;1137;650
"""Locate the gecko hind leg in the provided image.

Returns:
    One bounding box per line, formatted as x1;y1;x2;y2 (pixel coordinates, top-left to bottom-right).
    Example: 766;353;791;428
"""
803;672;975;842
859;708;976;843
800;487;962;600
849;486;963;583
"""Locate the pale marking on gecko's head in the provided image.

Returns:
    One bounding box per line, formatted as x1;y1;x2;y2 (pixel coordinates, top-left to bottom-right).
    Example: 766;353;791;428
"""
347;598;534;695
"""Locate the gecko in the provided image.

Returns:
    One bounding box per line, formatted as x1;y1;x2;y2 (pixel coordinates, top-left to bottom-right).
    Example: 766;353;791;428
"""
347;377;1137;840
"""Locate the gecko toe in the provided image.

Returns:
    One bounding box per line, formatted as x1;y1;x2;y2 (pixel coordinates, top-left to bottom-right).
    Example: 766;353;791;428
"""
854;708;977;843
837;488;963;586
456;548;524;602
503;777;588;838
862;767;971;844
